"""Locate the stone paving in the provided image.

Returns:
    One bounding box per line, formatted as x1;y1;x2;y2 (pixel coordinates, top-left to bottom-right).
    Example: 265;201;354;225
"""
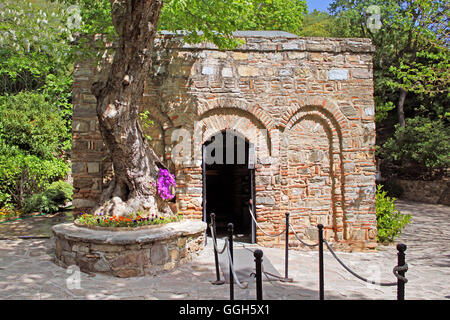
0;200;448;300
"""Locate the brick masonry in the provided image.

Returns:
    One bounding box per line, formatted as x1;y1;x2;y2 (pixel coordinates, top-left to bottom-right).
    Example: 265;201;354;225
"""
72;32;378;250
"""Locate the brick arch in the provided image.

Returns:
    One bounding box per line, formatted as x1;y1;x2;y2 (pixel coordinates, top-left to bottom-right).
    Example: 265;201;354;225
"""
198;108;272;158
281;96;350;135
197;98;276;132
283;108;348;243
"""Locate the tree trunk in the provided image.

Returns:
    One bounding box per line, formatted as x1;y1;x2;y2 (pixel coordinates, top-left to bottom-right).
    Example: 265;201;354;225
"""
91;0;171;217
397;88;407;127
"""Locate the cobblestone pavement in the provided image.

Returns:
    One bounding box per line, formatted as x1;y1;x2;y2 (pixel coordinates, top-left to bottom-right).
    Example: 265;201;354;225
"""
0;200;448;300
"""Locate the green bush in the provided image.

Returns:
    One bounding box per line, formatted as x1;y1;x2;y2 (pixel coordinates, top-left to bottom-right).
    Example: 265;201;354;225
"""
378;116;450;170
0;91;71;208
376;185;412;243
22;181;73;214
0;92;70;159
0;141;69;208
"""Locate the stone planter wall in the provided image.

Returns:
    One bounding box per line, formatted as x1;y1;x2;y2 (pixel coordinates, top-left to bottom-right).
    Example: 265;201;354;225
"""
53;220;206;278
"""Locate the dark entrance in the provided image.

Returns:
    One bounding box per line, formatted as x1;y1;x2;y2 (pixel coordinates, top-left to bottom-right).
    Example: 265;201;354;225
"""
202;130;256;242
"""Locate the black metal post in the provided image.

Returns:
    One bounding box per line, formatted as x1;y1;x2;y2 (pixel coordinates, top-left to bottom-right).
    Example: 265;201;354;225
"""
318;224;324;300
202;145;207;246
281;212;293;282
228;223;234;300
397;243;407;300
254;249;263;301
211;213;225;285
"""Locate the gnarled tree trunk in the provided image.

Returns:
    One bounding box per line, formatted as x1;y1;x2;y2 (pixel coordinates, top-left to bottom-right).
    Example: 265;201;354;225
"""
91;0;171;217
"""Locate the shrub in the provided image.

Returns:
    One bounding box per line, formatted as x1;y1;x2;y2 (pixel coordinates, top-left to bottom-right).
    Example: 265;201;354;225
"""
0;142;69;208
376;185;411;243
378;116;450;171
22;181;73;214
0;92;70;160
0;91;71;208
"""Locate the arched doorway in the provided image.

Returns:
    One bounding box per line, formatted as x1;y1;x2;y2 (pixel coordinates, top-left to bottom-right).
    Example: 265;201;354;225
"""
202;130;255;242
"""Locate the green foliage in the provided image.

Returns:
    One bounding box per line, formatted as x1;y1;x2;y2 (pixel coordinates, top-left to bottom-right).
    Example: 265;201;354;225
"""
376;185;411;243
0;1;73;210
68;0;307;50
0;0;74;94
388;49;450;98
330;0;450;180
299;10;335;37
236;0;308;35
329;0;449;111
0;90;70;208
22;180;73;214
374;100;395;123
139;110;154;141
379;116;450;170
0;92;70;159
160;0;308;38
0;141;69;208
63;0;115;36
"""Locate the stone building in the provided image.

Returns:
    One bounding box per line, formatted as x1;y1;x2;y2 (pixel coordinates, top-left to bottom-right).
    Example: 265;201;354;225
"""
72;31;378;250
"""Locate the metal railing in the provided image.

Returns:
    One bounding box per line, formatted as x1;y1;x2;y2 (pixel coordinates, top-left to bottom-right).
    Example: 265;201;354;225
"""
317;224;409;300
209;213;264;300
209;211;409;300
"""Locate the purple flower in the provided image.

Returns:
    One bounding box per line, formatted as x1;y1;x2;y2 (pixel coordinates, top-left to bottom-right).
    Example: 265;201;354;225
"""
156;169;176;200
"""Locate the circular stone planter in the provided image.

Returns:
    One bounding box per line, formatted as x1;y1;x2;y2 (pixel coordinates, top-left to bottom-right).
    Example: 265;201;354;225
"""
52;219;206;278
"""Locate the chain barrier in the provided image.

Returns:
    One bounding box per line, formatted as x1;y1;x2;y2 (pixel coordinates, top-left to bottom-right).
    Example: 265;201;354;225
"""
225;239;253;290
209;215;264;300
393;264;409;283
209;223;227;254
323;239;397;287
248;208;285;237
289;223;320;248
210;212;409;300
318;225;409;300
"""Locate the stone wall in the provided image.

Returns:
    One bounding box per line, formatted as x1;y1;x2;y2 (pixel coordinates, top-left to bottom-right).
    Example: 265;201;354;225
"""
72;31;378;250
395;179;450;205
53;220;206;278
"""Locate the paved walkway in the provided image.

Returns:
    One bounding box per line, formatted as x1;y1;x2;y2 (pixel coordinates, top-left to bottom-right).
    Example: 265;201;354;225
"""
0;201;448;300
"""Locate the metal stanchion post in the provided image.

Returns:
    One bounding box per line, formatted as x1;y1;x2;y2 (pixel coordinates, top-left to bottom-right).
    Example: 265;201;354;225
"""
254;249;263;300
396;243;407;300
281;212;293;282
211;213;225;285
318;224;324;300
228;223;234;300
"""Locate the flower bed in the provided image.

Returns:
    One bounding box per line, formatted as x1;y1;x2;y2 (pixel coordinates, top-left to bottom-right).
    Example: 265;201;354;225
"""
75;212;183;229
0;207;21;222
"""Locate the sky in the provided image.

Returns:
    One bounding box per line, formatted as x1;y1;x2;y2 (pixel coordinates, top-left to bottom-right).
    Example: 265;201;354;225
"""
306;0;334;13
